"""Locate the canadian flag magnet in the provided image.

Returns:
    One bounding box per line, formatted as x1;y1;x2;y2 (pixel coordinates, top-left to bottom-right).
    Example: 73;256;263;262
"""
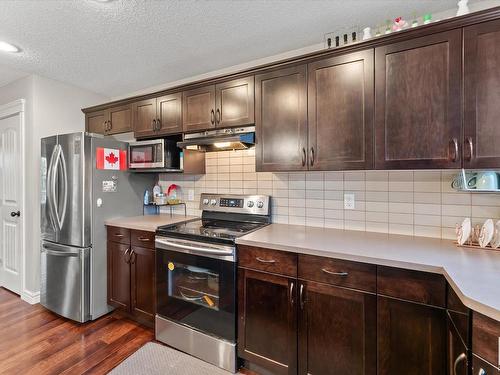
96;148;127;170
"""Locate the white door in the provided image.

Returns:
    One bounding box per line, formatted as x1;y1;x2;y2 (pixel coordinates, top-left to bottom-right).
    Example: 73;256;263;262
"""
0;111;22;294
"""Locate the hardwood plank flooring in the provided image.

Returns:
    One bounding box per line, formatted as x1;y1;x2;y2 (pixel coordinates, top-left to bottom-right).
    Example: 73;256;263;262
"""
0;287;153;375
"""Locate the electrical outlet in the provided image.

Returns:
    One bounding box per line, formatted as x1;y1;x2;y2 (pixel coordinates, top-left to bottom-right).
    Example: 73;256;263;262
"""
188;189;195;201
344;193;355;210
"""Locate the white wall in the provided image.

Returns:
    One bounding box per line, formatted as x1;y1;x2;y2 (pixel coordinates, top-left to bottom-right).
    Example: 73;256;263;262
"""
0;74;108;296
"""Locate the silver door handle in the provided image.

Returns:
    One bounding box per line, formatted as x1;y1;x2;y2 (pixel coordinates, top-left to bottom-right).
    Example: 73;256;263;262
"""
42;243;81;256
299;283;305;309
453;352;466;375
43;249;80;257
57;147;68;229
255;257;276;264
321;268;348;277
156;238;234;256
47;145;60;230
290;281;294;307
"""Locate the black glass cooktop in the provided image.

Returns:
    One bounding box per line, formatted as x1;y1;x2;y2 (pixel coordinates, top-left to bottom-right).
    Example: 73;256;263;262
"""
156;219;266;245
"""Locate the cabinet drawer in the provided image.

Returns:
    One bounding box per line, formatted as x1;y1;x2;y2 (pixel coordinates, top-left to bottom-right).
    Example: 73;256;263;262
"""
131;230;155;249
473;354;500;374
473;312;500;367
107;226;130;244
238;245;297;277
298;254;376;293
377;266;446;307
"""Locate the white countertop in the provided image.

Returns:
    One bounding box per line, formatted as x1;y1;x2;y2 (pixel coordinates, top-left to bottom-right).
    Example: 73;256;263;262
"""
236;224;500;322
105;215;198;232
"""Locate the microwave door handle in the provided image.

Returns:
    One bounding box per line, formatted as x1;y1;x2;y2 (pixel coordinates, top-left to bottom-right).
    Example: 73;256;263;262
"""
156;239;234;256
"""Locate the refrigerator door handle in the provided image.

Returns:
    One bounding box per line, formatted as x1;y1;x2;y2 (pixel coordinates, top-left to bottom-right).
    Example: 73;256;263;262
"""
41;242;81;256
46;145;59;231
57;148;68;229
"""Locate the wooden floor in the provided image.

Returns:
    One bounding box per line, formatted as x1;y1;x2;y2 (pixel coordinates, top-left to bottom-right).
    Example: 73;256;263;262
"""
0;287;154;375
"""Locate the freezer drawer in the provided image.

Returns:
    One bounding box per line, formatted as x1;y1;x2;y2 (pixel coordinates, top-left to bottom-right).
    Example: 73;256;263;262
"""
40;241;90;322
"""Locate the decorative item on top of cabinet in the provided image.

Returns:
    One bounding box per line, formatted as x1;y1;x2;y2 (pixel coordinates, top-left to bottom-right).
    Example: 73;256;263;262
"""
464;18;500;169
255;65;308;172
86;104;133;135
133;93;182;138
308;50;374;170
375;29;462;169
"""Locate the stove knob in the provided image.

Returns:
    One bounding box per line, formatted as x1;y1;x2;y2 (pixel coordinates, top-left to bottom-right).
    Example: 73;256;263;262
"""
257;201;264;208
247;201;254;208
210;199;217;206
202;198;209;205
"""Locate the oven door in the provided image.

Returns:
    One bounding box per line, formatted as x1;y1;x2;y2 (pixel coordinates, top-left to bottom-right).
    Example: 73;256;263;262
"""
155;239;236;342
129;139;165;169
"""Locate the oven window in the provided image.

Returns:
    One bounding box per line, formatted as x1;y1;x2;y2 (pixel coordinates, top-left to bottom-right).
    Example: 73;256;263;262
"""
168;262;220;311
131;145;154;163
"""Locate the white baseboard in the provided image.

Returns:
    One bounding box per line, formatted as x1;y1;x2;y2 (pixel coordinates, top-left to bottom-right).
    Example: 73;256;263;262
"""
21;289;40;304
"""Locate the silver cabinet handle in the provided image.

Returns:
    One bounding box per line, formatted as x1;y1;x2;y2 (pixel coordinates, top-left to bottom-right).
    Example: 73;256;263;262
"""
108;120;112;130
310;147;315;167
210;109;215;125
321;268;348;277
130;249;136;264
256;257;276;264
466;137;474;161
124;248;131;263
137;237;150;241
301;148;306;167
290;281;294;307
478;368;487;375
450;138;459;162
216;109;221;124
299;283;305;310
114;233;124;237
453;352;466;375
157;118;161;130
152;119;157;131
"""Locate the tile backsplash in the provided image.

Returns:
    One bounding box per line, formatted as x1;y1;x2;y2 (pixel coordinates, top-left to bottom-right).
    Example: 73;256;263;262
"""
159;149;500;240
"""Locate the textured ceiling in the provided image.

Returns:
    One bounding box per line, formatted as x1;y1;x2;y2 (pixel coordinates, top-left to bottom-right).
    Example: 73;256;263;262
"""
0;0;460;97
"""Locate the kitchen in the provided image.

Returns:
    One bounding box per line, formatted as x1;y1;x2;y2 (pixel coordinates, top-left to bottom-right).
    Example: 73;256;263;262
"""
0;1;500;374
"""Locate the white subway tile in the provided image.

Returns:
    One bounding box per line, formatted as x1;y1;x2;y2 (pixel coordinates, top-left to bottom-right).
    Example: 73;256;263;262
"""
306;199;324;209
414;204;441;215
306;217;324;227
306;190;324;199
389;223;414;236
306;208;324;218
289;189;305;199
366;221;389;234
345;220;365;231
324;219;344;229
289;206;306;216
414;214;441;226
289;216;306;225
414;225;441;238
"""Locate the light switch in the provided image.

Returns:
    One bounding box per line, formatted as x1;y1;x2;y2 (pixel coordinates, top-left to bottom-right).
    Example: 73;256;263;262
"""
344;193;355;210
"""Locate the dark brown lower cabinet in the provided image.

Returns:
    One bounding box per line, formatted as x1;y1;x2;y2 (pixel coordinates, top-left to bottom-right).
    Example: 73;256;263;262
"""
377;296;447;375
107;241;131;311
130;246;155;325
447;313;469;375
238;268;297;375
298;281;376;375
473;355;500;375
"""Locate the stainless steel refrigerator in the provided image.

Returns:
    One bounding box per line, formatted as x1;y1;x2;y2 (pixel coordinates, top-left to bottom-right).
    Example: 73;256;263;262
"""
40;132;153;323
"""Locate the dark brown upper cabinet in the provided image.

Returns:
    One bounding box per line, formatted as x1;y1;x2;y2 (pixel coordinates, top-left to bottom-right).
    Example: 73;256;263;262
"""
85;104;132;135
255;65;308;172
133;93;182;138
375;30;462;169
183;85;216;132
308;50;374;170
183;77;255;133
464;19;500;168
298;280;376;375
238;268;297;375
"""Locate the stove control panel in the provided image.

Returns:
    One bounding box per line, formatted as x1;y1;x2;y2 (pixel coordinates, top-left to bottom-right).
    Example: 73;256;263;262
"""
200;194;271;215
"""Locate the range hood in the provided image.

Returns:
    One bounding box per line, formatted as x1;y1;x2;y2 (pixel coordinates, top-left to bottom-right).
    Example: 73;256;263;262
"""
177;126;255;152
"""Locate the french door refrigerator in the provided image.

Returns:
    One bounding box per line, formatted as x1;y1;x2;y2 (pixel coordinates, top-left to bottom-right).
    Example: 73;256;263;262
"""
40;132;153;322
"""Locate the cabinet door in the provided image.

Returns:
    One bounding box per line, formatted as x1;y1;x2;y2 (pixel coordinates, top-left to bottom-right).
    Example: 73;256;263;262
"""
156;93;182;135
107;104;133;135
133;98;157;138
473;355;500;375
182;85;215;132
375;30;462;169
215;76;254;128
377;296;446;375
238;268;297;375
255;65;308;172
86;110;107;135
298;281;376;375
447;313;469;375
464;19;500;168
130;246;155;325
308;50;374;170
107;241;130;311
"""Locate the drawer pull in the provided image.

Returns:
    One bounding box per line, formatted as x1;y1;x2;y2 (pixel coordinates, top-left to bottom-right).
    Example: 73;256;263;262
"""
114;234;124;237
256;257;276;264
321;268;348;277
137;237;150;241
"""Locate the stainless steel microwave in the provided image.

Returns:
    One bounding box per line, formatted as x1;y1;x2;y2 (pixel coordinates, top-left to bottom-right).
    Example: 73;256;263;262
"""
128;139;181;172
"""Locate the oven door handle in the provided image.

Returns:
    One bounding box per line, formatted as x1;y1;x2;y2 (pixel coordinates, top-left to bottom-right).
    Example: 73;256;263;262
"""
156;238;235;258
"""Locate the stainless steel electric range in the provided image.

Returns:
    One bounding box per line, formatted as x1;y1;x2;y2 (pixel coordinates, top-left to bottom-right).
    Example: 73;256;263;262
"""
155;193;271;373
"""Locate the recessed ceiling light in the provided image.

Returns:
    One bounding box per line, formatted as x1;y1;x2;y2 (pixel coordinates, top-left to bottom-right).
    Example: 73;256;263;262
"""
0;41;20;53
